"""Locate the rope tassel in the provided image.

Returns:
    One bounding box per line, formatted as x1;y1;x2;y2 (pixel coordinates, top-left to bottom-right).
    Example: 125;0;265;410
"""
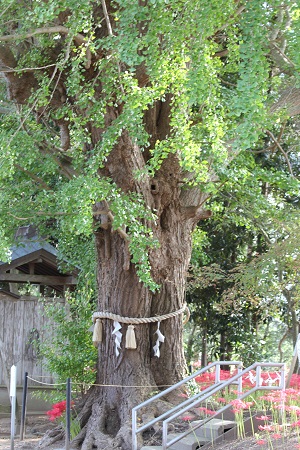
125;325;137;349
92;318;102;347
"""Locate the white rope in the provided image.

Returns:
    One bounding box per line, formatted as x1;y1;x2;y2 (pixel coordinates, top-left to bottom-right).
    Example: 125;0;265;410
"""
26;375;66;386
92;303;188;324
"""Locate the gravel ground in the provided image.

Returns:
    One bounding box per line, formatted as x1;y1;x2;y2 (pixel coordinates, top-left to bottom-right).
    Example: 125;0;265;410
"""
0;416;64;450
1;416;300;449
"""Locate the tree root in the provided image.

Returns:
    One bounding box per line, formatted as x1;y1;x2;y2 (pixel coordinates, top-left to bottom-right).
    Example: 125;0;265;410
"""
42;385;188;449
34;385;192;450
37;426;64;448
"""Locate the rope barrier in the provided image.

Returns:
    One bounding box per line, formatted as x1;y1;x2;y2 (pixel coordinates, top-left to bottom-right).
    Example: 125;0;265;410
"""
72;382;175;388
25;375;175;389
26;375;66;386
26;375;56;378
92;303;188;324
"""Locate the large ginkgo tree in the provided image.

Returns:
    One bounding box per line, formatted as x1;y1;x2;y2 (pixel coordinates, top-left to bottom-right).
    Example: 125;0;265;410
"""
0;1;300;448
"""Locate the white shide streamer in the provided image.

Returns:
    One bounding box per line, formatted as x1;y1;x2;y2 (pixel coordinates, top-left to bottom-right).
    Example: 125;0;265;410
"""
112;321;122;356
153;322;165;358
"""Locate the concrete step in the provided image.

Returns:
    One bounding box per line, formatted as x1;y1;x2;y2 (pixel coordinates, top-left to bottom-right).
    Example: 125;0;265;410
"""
140;447;162;450
199;414;265;448
140;418;237;450
191;418;236;440
141;432;210;450
140;447;163;450
167;432;210;449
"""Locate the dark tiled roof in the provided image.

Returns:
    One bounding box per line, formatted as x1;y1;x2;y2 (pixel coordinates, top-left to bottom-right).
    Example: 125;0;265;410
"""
9;239;57;262
0;227;77;292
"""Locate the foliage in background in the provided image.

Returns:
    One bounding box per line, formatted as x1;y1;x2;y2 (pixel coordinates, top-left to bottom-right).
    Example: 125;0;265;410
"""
39;287;97;392
185;139;300;366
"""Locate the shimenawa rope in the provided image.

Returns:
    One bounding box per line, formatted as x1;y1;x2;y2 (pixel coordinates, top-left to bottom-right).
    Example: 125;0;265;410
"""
92;303;190;356
92;303;188;324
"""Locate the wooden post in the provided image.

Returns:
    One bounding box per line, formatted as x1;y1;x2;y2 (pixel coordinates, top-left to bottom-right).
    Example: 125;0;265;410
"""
10;365;17;450
20;372;28;441
65;378;71;450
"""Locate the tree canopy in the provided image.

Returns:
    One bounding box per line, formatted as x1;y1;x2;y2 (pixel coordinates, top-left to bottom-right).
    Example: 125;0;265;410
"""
0;1;299;273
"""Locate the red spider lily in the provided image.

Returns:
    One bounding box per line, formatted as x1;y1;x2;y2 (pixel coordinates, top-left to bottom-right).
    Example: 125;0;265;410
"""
294;444;300;449
230;399;253;413
288;406;300;415
258;424;275;432
256;439;267;445
291;420;300;427
289;374;300;390
284;388;299;397
193;371;300;393
195;373;214;383
198;406;216;416
271;433;282;440
273;404;286;412
182;415;194;422
47;407;63;421
46;400;74;422
256;415;271;421
216;397;227;403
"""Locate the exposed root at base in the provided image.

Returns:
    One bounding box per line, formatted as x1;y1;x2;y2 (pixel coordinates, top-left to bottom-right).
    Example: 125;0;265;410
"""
37;426;64;448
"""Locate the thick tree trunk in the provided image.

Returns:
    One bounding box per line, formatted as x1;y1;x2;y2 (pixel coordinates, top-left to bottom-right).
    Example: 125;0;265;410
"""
72;130;199;448
75;214;193;449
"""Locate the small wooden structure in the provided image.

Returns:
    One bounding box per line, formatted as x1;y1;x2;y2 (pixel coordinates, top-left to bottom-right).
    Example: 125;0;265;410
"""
0;226;78;413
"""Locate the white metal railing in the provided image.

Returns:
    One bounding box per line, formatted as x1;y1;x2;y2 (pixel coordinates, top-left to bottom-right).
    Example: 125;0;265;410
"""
132;361;243;450
132;361;285;450
162;362;285;449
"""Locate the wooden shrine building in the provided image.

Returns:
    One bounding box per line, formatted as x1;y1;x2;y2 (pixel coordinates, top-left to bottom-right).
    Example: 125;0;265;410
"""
0;226;78;413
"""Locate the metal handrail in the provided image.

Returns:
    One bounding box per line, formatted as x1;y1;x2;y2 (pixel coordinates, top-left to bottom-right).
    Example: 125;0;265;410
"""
132;361;242;450
162;362;285;449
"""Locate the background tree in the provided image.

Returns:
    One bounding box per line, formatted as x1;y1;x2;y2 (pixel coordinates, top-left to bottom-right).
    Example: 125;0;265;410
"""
186;135;300;367
0;1;300;448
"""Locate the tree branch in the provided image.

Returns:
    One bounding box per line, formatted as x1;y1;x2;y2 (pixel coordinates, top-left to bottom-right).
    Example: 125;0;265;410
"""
0;26;92;69
218;5;246;32
181;206;212;221
101;0;113;36
14;163;52;191
0;63;57;73
271;42;295;68
0;26;78;43
265;129;294;177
